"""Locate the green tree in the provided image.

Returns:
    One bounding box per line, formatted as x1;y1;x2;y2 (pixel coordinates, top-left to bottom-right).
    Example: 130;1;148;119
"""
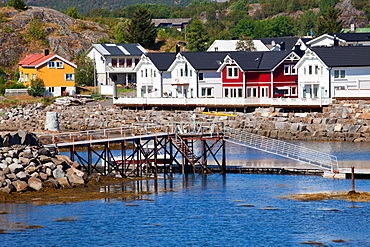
75;52;94;86
26;18;47;42
27;78;45;97
231;18;255;38
8;0;27;10
66;7;83;19
236;36;256;51
125;7;157;48
297;10;318;36
186;19;209;51
313;7;344;37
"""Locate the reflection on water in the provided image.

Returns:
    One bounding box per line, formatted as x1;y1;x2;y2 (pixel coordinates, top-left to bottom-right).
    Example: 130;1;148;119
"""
1;174;370;246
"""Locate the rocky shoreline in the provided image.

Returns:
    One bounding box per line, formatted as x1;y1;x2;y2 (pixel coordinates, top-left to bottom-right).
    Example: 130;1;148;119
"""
1;99;370;142
0;131;94;194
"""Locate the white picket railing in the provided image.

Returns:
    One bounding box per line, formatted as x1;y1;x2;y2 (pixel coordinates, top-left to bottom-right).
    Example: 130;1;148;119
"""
224;127;338;171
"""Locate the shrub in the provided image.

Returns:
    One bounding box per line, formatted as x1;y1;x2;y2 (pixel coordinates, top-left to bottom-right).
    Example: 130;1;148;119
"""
27;78;45;97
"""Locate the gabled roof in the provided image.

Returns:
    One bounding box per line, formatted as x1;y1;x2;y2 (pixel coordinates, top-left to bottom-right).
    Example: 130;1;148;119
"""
329;32;370;42
225;51;297;71
18;53;77;68
146;53;177;71
256;37;311;51
311;46;370;67
91;43;147;56
180;51;235;70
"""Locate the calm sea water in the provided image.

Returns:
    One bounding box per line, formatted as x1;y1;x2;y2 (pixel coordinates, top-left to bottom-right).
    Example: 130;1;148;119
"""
1;141;370;246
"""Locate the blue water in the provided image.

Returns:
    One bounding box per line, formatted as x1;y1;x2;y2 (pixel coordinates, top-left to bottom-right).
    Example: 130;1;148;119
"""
1;141;370;246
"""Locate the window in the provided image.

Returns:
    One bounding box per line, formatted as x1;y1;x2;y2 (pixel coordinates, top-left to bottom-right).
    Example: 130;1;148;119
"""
201;87;213;97
261;87;268;98
227;66;238;78
119;59;125;67
48;61;55;68
127;59;132;67
198;73;204;80
145;69;148;77
224;88;242;97
154;70;156;78
32;74;37;80
308;65;312;75
180;69;184;77
247;87;258;97
56;61;63;68
284;65;297;75
304;67;306;75
284;65;290;75
48;87;54;93
141;70;143;77
291;86;297;96
24;74;29;82
334;70;345;78
135;59;140;66
65;73;74;81
112;59;117;67
315;65;319;75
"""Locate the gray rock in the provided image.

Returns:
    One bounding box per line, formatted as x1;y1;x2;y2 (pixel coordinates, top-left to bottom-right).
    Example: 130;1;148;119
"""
67;174;85;187
53;167;66;179
8;163;23;173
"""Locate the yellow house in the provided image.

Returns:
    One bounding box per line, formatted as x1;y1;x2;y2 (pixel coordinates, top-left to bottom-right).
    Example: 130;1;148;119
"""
18;50;77;96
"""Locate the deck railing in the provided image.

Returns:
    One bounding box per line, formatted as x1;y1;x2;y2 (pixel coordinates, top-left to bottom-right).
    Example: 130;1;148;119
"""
113;97;333;107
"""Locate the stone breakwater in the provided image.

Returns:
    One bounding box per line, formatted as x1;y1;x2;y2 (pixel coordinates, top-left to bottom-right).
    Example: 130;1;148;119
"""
1;100;370;142
0;144;89;194
0;130;90;194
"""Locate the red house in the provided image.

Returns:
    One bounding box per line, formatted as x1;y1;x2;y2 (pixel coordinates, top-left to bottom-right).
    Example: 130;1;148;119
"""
217;51;300;99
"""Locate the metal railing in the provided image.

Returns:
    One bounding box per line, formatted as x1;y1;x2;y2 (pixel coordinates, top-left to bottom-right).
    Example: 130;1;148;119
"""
224;127;338;171
38;123;171;145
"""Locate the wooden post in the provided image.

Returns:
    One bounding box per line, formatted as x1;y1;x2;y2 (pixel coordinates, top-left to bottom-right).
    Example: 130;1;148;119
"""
222;138;226;174
88;144;92;175
351;166;355;192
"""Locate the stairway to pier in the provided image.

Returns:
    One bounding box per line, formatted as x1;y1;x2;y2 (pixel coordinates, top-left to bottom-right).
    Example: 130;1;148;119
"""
224;127;338;171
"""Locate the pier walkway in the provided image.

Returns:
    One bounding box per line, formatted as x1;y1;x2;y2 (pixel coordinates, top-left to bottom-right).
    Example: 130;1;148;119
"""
39;122;339;177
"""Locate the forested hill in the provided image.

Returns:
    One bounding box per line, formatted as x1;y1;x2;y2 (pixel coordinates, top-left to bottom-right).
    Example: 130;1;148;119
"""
24;0;192;14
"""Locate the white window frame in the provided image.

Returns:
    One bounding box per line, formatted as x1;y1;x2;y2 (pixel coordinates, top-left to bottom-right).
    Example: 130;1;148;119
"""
226;66;239;79
201;87;214;97
24;73;29;82
65;73;74;81
334;70;345;79
291;86;297;96
247;87;258;98
260;86;269;98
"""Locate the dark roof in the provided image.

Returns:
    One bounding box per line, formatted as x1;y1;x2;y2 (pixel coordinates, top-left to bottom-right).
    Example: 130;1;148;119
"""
146;53;177;71
152;18;192;27
329;32;370;42
92;43;147;56
312;46;370;67
228;51;293;71
180;51;235;70
256;37;310;51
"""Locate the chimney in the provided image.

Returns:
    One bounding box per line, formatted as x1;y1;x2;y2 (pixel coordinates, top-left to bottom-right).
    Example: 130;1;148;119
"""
44;49;49;56
280;42;285;51
333;35;339;46
350;24;356;33
176;44;180;54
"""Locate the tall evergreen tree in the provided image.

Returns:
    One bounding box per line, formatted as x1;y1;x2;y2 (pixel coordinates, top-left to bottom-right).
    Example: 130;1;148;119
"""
186;19;209;51
314;7;344;37
125;7;157;48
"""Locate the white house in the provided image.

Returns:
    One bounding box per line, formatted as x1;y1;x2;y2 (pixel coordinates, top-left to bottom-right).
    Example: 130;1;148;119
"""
307;32;370;47
134;53;177;98
87;43;147;87
295;46;370;99
167;52;233;98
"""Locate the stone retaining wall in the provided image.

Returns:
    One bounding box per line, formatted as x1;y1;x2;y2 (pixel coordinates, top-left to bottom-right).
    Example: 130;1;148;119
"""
1;100;370;142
